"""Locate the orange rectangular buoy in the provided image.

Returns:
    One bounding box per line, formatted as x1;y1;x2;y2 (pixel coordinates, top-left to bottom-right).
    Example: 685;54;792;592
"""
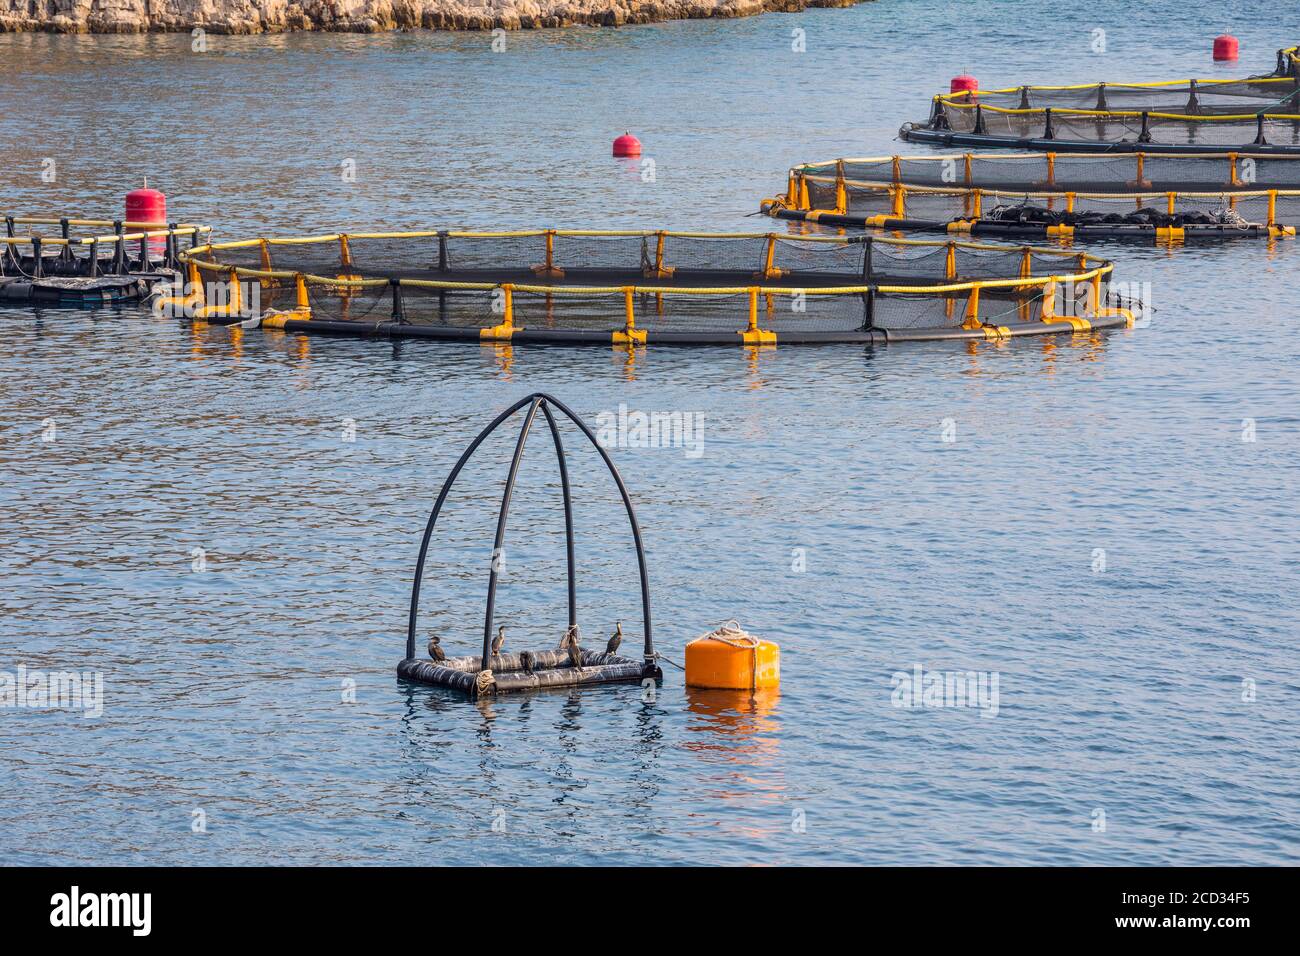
685;624;779;690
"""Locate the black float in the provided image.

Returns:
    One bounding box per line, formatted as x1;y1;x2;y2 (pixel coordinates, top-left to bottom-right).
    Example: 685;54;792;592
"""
398;392;663;699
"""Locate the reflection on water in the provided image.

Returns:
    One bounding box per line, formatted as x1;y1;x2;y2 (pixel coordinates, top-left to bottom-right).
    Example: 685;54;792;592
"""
686;687;782;758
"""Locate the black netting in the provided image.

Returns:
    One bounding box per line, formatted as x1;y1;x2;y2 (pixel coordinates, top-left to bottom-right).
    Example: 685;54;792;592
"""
770;238;867;277
811;152;1300;194
782;158;1300;232
928;101;1300;149
950;78;1294;114
550;234;650;273
1;218;200;280
659;235;768;274
192;231;1113;337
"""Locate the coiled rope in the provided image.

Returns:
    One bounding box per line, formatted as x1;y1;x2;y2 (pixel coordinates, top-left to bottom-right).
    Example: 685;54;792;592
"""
698;620;761;690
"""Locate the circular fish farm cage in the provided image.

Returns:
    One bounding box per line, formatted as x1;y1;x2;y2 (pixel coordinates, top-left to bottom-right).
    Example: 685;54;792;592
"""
761;152;1300;241
173;229;1135;345
1;215;211;307
900;50;1300;155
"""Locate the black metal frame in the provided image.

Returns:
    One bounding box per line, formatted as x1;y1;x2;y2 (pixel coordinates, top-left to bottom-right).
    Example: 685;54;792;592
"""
404;392;656;672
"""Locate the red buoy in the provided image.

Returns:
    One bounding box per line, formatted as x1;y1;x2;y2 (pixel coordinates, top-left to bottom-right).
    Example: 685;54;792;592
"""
126;183;167;252
612;132;642;158
1213;35;1239;61
950;74;978;94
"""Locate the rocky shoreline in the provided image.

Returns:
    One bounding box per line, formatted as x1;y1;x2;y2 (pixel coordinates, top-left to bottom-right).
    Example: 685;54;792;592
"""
1;0;864;35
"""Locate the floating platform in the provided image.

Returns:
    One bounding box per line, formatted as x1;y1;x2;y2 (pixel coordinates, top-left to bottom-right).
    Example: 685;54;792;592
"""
172;229;1136;345
0;274;168;307
399;393;664;700
761;152;1300;242
1;215;210;308
398;649;653;695
900;49;1300;155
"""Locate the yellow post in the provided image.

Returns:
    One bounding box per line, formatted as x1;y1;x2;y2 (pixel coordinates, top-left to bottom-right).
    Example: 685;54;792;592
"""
1268;189;1278;226
259;239;272;271
891;155;902;184
1228;152;1240;187
532;230;564;278
613;286;647;345
891;185;906;218
228;268;242;314
962;282;982;330
945;242;956;280
261;273;313;328
835;160;847;214
1040;279;1057;320
764;235;780;279
1046;152;1056;186
653;231;673;277
963;153;973;186
787;171;797;205
481;283;516;340
157;257;206;316
337;233;361;284
1018;248;1032;321
1167;192;1177;216
1065;192;1076;213
1136;152;1145;187
740;286;776;345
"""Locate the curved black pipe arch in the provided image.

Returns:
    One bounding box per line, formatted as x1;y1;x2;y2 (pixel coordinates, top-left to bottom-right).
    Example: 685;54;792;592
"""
405;392;655;668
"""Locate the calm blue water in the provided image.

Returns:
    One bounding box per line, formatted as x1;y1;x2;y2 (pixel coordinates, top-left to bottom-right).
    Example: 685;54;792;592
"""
2;1;1298;865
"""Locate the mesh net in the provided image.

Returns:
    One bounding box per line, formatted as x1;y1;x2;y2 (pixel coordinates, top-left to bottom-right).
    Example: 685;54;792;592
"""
184;230;1123;337
905;59;1300;151
802;152;1300;191
773;154;1300;232
1;216;210;279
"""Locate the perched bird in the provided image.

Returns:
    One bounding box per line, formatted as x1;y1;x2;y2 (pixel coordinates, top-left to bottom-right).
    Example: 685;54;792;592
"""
427;635;446;663
606;621;624;657
519;650;536;676
559;624;583;671
491;625;506;658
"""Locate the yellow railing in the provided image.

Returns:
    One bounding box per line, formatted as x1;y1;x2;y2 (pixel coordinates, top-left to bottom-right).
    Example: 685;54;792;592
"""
2;225;211;247
786;151;1297;187
185;228;1094;263
935;74;1296;107
780;175;1295;226
170;229;1128;340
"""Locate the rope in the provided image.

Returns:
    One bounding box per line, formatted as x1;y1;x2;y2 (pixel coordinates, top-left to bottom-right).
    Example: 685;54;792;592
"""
697;620;761;690
474;669;495;696
700;619;760;650
648;651;686;671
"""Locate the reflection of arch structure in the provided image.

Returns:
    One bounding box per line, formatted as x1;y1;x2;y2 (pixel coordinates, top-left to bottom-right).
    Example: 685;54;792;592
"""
399;392;662;698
